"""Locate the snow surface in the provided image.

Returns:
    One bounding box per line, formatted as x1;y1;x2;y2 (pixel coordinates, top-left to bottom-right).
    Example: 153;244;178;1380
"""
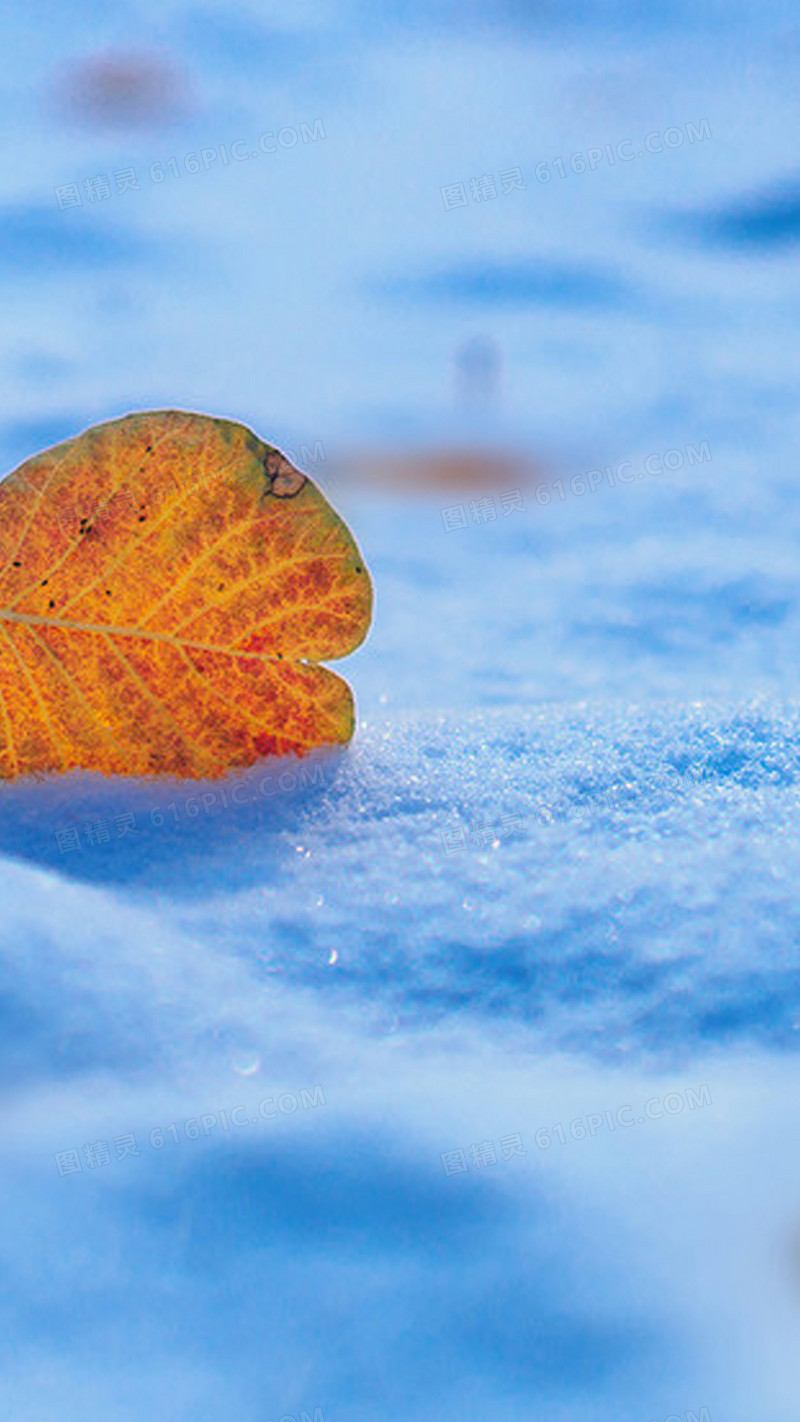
2;2;800;1420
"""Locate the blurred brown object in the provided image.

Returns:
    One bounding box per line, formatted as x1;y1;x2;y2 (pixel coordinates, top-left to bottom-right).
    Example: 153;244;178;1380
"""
56;49;190;128
327;444;543;493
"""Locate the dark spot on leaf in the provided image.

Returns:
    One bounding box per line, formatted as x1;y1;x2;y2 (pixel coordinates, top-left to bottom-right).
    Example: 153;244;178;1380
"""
48;600;55;609
263;451;306;499
12;560;20;567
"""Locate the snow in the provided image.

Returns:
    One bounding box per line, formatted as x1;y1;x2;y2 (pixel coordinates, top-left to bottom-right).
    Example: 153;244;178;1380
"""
4;687;800;1419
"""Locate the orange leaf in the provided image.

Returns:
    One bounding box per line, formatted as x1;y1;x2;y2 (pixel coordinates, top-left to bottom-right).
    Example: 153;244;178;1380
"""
0;410;372;779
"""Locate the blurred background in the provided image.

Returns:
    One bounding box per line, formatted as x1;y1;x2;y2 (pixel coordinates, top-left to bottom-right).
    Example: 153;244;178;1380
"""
4;0;800;714
3;2;800;1420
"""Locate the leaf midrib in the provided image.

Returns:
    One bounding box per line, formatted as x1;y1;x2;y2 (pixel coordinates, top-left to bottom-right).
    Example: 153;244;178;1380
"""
0;608;310;665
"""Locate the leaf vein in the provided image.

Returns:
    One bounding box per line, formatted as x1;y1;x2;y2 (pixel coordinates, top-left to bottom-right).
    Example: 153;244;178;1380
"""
0;625;68;768
25;626;122;759
100;633;208;774
8;414;195;612
168;549;352;636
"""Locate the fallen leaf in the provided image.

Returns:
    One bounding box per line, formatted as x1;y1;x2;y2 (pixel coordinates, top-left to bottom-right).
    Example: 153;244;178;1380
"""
0;410;372;779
